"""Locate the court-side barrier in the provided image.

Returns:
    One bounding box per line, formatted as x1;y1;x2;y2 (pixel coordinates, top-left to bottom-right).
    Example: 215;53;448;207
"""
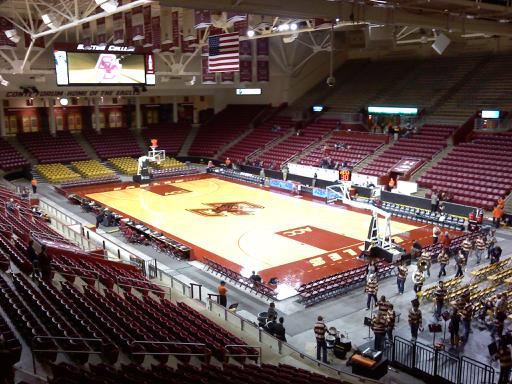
390;336;495;384
205;298;381;384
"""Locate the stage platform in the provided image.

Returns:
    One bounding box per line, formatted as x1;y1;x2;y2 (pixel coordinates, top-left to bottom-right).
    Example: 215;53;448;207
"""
71;175;436;289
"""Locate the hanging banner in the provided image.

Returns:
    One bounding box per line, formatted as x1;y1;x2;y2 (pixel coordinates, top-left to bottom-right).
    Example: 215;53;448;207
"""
239;40;252;58
202;57;216;84
82;22;91;45
113;13;124;44
143;6;152;46
132;7;144;41
171;11;180;48
257;60;269;82
256;38;269;57
96;18;106;44
239;60;252;83
124;10;132;44
194;9;211;29
233;17;248;35
151;16;161;51
221;72;235;84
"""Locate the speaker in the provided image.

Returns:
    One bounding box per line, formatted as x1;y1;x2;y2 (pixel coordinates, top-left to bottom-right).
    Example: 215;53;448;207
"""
431;33;451;55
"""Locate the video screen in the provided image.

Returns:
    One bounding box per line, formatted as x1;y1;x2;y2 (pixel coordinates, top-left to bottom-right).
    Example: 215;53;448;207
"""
65;52;146;85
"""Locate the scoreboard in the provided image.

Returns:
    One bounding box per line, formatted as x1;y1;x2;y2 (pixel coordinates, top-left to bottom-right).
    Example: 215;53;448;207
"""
339;169;352;182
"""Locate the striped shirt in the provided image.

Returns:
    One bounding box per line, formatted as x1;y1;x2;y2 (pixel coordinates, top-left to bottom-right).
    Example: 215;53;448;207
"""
377;299;390;313
438;252;449;265
475;238;486;251
462;303;473;320
387;310;396;329
397;265;408;279
434;287;447;303
314;321;327;340
408;308;422;326
372;315;387;334
461;239;473;252
365;280;378;295
498;345;512;368
420;252;431;264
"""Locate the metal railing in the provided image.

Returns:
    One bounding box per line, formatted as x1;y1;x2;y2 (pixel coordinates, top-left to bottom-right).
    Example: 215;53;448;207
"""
225;344;262;364
131;340;210;358
205;298;381;384
391;336;495;384
115;275;173;300
31;335;103;374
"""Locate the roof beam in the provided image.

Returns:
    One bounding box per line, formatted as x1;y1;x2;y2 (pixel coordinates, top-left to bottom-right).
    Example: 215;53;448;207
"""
161;0;512;36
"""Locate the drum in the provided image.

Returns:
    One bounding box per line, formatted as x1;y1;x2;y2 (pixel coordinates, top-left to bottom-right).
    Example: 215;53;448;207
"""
326;334;336;349
339;337;352;352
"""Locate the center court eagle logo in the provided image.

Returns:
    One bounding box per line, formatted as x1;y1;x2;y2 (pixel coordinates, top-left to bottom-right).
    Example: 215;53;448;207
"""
187;201;264;217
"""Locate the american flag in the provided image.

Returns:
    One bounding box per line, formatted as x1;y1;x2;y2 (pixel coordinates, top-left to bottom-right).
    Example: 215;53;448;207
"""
208;33;240;73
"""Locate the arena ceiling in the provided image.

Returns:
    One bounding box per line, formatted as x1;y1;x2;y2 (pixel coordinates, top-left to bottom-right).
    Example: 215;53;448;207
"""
0;0;511;90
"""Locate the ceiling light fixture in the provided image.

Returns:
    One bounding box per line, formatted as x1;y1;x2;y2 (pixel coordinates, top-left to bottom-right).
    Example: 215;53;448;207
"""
290;23;298;31
59;97;69;106
4;29;20;43
247;29;255;37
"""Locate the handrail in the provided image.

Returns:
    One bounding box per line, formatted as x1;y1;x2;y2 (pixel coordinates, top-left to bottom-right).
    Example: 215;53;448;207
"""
31;335;103;374
131;340;210;357
225;344;262;363
205;298;380;384
115;276;172;299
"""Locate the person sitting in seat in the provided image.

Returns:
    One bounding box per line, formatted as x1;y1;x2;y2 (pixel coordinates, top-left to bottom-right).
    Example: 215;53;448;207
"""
249;271;262;284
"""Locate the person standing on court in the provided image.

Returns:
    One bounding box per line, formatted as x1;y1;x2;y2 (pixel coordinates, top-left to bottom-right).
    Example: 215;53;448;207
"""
420;251;432;278
437;249;449;278
461;300;473;343
497;338;512;384
432;225;441;244
408;299;423;342
475;235;486;264
314;316;328;364
365;274;378;310
430;191;439;212
312;173;317;188
397;261;408;295
461;236;473;262
282;165;288;181
217;281;228;307
386;304;396;343
371;311;387;351
433;281;447;320
31;177;38;194
455;251;465;278
448;308;460;349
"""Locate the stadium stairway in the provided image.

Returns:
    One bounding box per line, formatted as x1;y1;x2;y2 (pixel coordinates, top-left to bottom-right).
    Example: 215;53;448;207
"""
73;132;100;161
351;141;392;173
215;125;256;160
179;125;200;157
246;129;296;164
290;131;334;165
5;136;36;165
409;143;453;183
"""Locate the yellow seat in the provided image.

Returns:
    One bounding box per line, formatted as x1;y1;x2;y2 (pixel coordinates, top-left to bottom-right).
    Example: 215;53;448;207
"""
109;157;138;175
35;163;81;183
72;160;115;178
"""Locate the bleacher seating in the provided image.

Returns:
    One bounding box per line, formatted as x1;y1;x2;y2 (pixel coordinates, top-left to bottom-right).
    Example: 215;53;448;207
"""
49;361;343;384
221;114;294;164
142;123;190;156
35;163;81;183
417;132;512;209
72;160;116;178
205;258;277;300
84;129;143;159
298;262;394;307
109;157;138;175
300;131;385;168
360;124;457;177
252;119;334;169
0;137;29;170
155;157;185;169
59;175;121;189
189;104;267;157
19;131;89;164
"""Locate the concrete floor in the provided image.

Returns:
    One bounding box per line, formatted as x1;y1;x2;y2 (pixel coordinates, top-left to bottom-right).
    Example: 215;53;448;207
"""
30;180;512;384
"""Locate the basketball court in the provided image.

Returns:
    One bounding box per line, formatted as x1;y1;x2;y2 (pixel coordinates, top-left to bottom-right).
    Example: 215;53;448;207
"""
79;176;434;289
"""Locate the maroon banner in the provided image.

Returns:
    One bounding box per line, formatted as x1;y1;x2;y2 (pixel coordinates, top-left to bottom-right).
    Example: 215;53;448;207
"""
151;16;161;51
171;11;180;48
202;57;216;84
142;6;152;46
239;40;252;57
96;18;106;44
194;9;211;29
0;17;16;48
113;12;124;44
181;36;197;53
220;72;235;83
124;11;132;44
82;22;91;45
233;19;248;35
239;60;252;83
257;60;269;82
256;38;269;56
131;7;144;41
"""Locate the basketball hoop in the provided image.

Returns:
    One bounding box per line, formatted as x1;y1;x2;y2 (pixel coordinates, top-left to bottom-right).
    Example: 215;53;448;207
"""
150;138;158;151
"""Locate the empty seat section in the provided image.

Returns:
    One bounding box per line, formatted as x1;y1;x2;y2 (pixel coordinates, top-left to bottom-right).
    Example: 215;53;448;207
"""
19;131;89;164
0;137;29;170
84;128;143;159
142;123;190;156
